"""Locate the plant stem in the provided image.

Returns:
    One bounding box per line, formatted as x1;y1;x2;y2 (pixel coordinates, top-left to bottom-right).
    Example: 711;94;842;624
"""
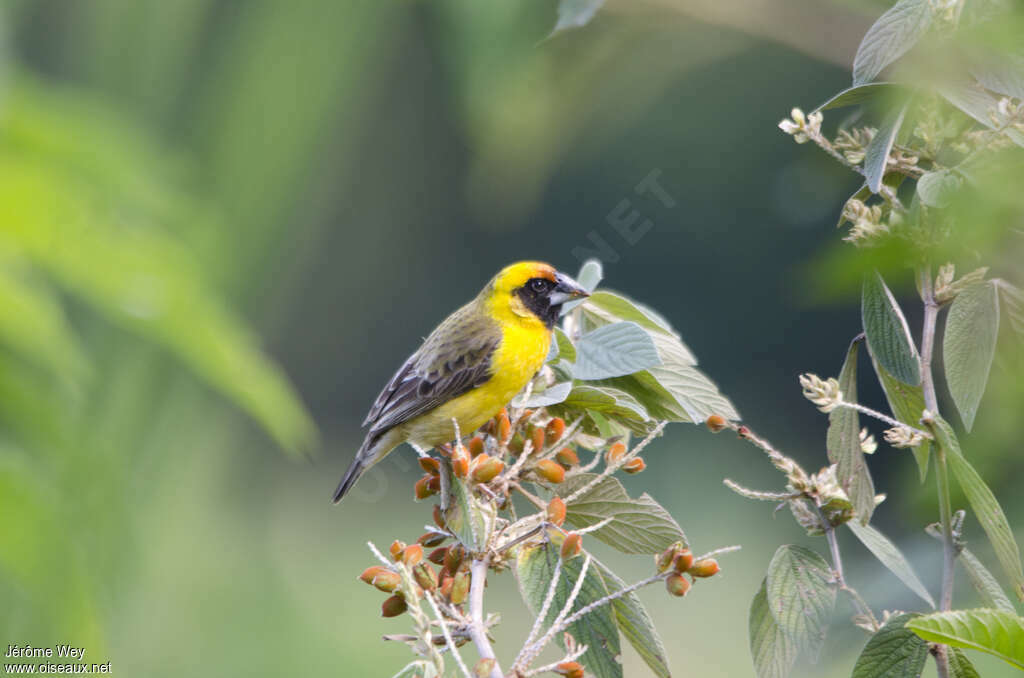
469;557;503;678
918;266;953;678
816;507;879;631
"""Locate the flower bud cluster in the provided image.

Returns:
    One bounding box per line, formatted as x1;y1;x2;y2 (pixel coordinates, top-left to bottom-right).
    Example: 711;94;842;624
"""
799;373;843;413
778;107;823;144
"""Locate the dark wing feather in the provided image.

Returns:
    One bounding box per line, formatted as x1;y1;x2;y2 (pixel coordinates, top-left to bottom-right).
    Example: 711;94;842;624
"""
362;303;501;434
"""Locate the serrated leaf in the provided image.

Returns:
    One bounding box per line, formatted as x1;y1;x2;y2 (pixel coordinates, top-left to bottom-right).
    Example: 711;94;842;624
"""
851;612;928;678
939;84;1024;148
750;579;797;678
944;282;1000;431
863;271;921;385
552;384;650;423
853;0;933;86
867;347;930;481
593;560;671;678
927;415;1024;601
586;291;675;335
516;381;573;409
848;522;935;607
865;104;907;194
573;321;661;380
551;0;606;36
559;473;686;554
948;647;981;678
516;543;622;678
818;83;905;111
766;545;836;657
827;338;876;523
960;547;1016;614
917;170;962;208
907;609;1024;669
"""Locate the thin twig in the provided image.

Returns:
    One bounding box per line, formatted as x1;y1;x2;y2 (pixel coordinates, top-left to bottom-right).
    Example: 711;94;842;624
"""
833;401;931;438
523;645;588;677
424;592;473;678
562;422;667;505
468;557;502;678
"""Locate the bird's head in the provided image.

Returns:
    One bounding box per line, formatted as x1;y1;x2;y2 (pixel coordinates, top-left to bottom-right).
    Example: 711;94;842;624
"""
485;261;590;329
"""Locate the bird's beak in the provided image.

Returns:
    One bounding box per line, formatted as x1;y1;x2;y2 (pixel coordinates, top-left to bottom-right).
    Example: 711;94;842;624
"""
549;272;590;305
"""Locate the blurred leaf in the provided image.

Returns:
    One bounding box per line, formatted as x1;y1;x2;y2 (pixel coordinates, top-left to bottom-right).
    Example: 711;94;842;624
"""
927;415;1024;601
551;0;606;37
853;0;933;86
593;561;671;678
864;105;907;194
392;661;438;678
826;337;875;523
867;347;930;480
995;280;1024;337
851;613;928;678
862;271;921;385
948;647;981;678
0;264;88;384
559;473;687;554
847;522;934;607
917;170;962;208
818;83;905;111
573;321;661;381
907;609;1024;669
938;83;1024;148
960;547;1016;614
766;545;836;658
944;281;1000;431
516;542;622;678
969;53;1024;100
749;579;797;678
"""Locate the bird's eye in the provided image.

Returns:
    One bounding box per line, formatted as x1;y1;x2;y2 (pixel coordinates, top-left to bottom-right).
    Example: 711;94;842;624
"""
530;279;548;293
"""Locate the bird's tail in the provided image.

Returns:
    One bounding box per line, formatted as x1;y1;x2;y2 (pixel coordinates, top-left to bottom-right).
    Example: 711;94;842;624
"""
332;429;398;503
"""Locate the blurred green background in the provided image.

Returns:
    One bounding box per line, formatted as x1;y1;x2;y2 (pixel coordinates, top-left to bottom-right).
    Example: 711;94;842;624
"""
2;1;1022;676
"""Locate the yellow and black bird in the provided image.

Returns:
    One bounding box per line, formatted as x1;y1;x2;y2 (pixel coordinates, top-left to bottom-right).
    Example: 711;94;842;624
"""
332;261;589;503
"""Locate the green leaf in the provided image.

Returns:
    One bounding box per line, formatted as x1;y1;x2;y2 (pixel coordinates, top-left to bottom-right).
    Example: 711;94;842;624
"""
853;0;933;86
939;84;1024;149
551;0;606;36
562;258;603;313
827;338;876;523
917;170;962;208
516;542;622;678
927;415;1024;601
766;545;836;657
867;347;930;481
593;560;671;678
573;321;661;381
551;384;650;423
864;104;907;194
817;83;905;111
948;647;981;678
442;458;488;551
516;381;573;408
863;271;921;385
391;660;438;678
749;579;797;678
969;53;1024;100
907;609;1024;669
960;547;1016;614
554;327;577;362
586;291;675;335
996;280;1024;338
847;522;935;607
943;282;1000;431
559;473;687;554
851;613;928;678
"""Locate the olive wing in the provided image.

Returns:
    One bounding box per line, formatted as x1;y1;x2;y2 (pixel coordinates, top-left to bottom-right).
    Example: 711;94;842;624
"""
362;305;501;435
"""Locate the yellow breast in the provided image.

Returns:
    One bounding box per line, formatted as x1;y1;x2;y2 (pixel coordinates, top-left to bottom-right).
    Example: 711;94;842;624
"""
404;321;550;446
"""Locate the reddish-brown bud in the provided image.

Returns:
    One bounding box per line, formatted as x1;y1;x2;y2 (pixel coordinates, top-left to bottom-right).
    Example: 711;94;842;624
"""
689;558;720;578
555;661;585;678
439;575;454;599
547;496;567;526
402;544;423;567
415;474;437;500
427;546;449;565
560;532;583;561
418;531;446;548
390;540;406;561
451;571;470;605
413;562;437;592
536;459;566;484
705;414;727;433
468;436;485;458
428;475;441;492
471;455;505;483
737;425;751;439
555;446;579;468
433;505;445;529
418;456;441;475
452;454;469;478
546;417;566;444
656;546;676;572
530;426;546;454
672;549;695;573
507;432;525;456
436;443;454;457
497;409;512;445
381;594;408;617
623;457;646;474
666;573;691;597
444;545;464;575
359;566;389;585
474;658;496;678
606;441;627;465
